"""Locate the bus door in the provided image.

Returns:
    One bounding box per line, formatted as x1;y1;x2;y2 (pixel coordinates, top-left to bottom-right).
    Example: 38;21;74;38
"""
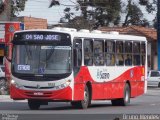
73;39;84;100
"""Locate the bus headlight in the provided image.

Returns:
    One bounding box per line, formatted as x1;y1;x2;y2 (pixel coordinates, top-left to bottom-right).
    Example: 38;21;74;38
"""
11;80;23;89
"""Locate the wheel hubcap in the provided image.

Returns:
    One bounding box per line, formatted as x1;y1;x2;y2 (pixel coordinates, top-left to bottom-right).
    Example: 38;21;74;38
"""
125;90;129;102
83;90;88;104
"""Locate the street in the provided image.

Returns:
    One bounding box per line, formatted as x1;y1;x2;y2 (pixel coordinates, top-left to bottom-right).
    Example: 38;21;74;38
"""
0;87;160;120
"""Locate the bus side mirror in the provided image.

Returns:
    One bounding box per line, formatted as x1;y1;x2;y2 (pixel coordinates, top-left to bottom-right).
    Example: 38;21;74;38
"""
4;45;11;62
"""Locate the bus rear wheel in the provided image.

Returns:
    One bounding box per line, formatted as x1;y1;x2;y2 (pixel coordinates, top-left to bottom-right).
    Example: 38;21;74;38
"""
111;83;130;106
28;100;41;110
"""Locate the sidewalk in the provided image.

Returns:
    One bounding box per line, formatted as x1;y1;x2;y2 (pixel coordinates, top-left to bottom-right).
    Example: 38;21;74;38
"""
0;95;12;102
0;95;26;102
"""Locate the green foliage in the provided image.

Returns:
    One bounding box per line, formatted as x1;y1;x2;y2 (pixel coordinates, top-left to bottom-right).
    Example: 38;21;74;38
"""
123;0;156;27
51;0;157;28
0;0;5;14
77;0;121;29
11;0;28;17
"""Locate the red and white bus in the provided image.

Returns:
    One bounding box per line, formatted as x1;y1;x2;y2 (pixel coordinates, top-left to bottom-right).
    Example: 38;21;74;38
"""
7;28;147;109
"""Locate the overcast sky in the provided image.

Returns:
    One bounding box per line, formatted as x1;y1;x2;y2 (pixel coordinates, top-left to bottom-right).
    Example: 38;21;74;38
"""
19;0;79;24
19;0;156;25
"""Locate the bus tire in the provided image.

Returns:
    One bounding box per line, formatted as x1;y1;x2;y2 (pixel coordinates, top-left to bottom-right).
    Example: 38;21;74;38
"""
80;85;91;109
119;83;130;106
28;100;41;110
71;85;90;109
111;83;130;106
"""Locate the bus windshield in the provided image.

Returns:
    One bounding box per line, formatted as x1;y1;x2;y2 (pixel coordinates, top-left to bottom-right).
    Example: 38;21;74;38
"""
12;45;72;75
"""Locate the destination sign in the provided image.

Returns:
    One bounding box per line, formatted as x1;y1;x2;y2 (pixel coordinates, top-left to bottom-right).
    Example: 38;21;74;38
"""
22;34;61;41
13;31;71;45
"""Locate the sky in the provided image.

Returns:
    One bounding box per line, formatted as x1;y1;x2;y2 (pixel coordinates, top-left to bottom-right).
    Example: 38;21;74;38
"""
19;0;156;25
19;0;79;24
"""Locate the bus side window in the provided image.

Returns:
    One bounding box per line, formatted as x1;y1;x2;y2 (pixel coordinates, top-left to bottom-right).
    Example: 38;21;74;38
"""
105;40;115;66
133;42;140;65
84;39;93;66
124;41;132;66
73;39;82;67
94;40;104;66
116;41;124;66
141;42;146;65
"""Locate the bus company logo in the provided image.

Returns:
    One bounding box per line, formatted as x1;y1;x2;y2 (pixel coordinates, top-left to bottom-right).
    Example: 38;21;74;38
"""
97;69;110;80
8;25;15;32
36;84;41;89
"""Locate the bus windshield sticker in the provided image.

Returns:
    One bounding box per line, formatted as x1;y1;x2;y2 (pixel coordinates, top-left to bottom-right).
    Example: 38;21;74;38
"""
38;67;45;74
18;65;30;71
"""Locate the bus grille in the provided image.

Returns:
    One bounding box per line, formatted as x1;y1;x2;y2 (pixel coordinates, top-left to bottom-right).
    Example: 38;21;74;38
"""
24;86;54;89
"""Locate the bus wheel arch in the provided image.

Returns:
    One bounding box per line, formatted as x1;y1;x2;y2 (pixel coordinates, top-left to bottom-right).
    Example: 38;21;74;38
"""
123;81;131;106
86;81;92;106
71;81;92;109
126;80;131;96
111;81;131;106
79;81;92;109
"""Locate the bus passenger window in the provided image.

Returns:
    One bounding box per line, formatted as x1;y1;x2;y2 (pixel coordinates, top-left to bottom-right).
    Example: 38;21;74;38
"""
116;41;123;53
116;41;124;66
133;42;140;53
105;41;115;53
133;42;140;66
141;42;146;65
94;40;104;66
124;42;132;66
106;54;115;66
105;40;115;66
116;54;124;66
125;42;132;53
133;55;140;65
124;54;132;66
141;55;145;65
84;39;93;66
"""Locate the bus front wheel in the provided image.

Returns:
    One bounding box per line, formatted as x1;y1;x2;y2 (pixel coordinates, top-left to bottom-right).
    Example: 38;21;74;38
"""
28;100;41;110
71;85;91;109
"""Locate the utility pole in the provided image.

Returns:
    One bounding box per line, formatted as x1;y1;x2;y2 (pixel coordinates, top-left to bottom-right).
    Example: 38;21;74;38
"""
158;0;160;70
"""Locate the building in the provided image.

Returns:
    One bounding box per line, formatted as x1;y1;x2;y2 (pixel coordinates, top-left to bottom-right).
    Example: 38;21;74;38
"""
13;16;48;30
0;16;47;65
99;26;157;70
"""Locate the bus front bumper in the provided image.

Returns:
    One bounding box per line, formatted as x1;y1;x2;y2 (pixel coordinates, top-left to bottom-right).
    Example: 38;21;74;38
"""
10;85;72;101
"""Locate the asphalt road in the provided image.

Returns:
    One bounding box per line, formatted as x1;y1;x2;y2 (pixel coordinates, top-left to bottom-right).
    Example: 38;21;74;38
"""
0;87;160;120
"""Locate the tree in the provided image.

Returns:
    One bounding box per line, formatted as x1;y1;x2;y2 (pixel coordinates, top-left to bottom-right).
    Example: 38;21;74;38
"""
0;0;5;14
11;0;28;17
123;0;157;27
50;0;157;28
77;0;121;29
123;0;143;26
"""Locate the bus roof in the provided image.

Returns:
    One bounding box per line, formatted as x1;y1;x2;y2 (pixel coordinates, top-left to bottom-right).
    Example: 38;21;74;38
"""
14;28;147;42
